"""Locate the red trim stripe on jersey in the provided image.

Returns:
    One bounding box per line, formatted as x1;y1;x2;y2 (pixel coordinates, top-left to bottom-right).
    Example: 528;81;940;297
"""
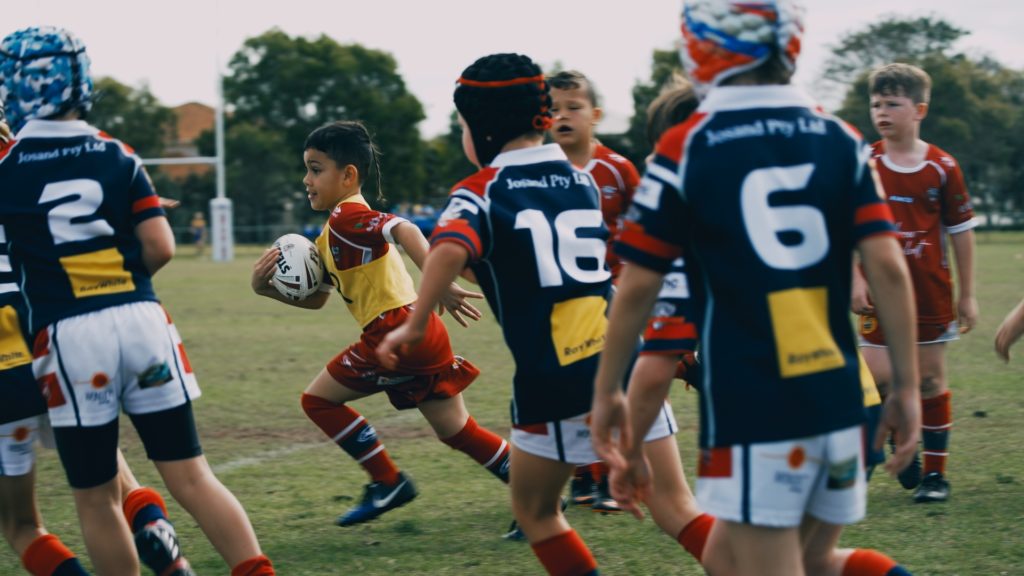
0;141;14;163
618;224;682;261
646;318;699;341
854;203;894;227
131;195;161;214
457;74;545;88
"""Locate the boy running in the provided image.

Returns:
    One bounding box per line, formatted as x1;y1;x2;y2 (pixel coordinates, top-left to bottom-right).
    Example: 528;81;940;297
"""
250;120;511;528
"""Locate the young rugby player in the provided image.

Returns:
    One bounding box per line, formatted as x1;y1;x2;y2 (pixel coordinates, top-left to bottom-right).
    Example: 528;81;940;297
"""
853;63;978;502
250;120;512;528
379;53;606;576
0;26;273;576
592;2;919;575
548;69;639;513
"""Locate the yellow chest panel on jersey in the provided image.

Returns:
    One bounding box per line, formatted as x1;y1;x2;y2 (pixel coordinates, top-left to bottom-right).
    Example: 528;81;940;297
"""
0;305;32;370
316;228;417;329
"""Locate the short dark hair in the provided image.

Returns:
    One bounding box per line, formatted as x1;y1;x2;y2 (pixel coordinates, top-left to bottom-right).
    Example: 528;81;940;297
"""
548;70;599;107
869;63;932;104
304;120;383;201
645;75;699;147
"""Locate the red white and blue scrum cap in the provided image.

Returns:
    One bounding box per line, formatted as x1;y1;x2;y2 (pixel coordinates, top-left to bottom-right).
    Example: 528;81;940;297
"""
680;0;805;87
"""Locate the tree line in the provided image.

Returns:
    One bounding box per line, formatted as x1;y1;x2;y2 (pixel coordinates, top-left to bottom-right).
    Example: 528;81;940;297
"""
89;17;1024;232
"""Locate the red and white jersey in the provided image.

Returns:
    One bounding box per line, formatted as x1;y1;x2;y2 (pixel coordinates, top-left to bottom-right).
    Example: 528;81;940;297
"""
584;144;640;279
872;141;976;324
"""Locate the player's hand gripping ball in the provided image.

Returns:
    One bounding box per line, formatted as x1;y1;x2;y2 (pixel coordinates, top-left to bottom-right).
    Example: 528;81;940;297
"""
271;233;323;301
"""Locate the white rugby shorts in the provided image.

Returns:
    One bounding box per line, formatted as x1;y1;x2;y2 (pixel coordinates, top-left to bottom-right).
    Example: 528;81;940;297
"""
511;401;678;465
0;416;41;477
33;302;201;428
696;424;867;528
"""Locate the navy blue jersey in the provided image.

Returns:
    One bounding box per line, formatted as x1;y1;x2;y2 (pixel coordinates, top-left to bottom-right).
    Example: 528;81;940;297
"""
0;218;44;424
0;120;164;334
617;86;896;447
431;144;611;425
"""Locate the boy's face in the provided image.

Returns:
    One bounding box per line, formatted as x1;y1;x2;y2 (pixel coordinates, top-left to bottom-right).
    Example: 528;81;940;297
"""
458;114;480;168
870;91;928;140
303;148;353;211
550;86;601;150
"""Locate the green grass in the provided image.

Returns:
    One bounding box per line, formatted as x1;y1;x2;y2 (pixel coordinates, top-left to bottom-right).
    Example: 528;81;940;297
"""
5;236;1024;575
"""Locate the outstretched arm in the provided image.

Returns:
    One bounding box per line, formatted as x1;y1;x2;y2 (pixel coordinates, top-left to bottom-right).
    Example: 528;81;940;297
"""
392;221;482;327
377;242;471;367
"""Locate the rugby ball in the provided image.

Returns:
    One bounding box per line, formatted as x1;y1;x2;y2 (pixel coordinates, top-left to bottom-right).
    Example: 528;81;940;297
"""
271;233;323;301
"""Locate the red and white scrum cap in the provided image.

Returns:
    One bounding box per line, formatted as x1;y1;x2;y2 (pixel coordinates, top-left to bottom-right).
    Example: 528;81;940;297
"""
679;0;805;88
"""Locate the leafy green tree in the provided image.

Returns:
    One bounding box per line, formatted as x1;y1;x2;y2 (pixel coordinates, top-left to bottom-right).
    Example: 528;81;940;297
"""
829;16;1024;222
621;48;684;166
822;16;968;87
90;77;176;158
219;29;427;228
422;112;476;204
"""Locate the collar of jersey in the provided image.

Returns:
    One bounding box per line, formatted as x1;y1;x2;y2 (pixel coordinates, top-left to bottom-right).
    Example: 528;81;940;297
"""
698;85;815;113
16;119;98;139
490;143;567;168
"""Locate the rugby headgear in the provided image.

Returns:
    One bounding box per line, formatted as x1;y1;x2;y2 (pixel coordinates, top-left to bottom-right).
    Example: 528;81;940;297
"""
454;53;552;166
0;26;93;132
680;0;805;88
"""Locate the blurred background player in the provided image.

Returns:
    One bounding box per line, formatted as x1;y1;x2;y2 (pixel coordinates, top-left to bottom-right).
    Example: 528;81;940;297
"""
852;63;978;503
548;69;640;514
250;120;511;528
0;26;273;576
592;2;920;575
189;212;207;257
380;53;606;576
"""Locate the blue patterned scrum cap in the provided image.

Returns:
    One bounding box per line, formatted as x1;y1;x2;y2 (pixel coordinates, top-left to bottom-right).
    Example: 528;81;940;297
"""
0;26;93;132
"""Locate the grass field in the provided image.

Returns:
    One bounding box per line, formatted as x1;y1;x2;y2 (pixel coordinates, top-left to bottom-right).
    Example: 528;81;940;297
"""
5;234;1024;575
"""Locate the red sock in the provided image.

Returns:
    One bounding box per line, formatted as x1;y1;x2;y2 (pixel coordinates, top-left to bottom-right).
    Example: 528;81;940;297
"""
842;549;899;575
231;554;275;576
531;530;598;576
590;461;609;484
21;534;80;576
922;391;952;475
676;513;714;563
122;486;169;531
301;393;400;485
441;416;510;483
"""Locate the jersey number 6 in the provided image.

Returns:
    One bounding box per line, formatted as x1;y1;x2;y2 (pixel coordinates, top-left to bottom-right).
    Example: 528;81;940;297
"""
740;164;828;270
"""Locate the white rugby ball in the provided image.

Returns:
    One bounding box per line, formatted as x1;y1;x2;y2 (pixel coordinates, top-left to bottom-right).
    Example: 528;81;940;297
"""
271;233;323;301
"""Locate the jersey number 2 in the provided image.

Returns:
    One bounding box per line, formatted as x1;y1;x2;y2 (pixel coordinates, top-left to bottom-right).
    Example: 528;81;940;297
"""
39;179;114;244
515;209;610;287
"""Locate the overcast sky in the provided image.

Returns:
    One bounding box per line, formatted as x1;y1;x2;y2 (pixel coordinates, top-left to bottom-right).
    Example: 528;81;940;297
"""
6;0;1022;136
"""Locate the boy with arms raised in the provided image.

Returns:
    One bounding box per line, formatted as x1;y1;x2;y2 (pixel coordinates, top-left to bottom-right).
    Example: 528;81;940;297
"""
853;63;977;502
592;2;919;575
